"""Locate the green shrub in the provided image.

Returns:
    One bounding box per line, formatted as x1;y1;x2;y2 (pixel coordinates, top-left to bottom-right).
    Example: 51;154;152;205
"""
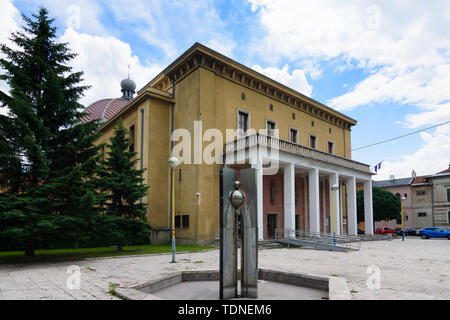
0;214;151;251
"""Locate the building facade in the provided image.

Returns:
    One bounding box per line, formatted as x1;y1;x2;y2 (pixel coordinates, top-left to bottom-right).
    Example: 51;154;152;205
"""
373;167;450;229
85;43;375;244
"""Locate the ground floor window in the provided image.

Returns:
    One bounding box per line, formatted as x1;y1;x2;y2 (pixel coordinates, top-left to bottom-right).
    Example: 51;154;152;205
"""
182;215;190;229
418;212;427;217
175;216;181;228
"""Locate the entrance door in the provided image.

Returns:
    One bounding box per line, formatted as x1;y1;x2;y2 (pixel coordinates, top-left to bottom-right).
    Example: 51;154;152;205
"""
267;214;278;239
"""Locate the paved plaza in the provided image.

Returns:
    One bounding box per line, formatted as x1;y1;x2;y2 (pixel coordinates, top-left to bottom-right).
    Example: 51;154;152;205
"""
0;238;449;300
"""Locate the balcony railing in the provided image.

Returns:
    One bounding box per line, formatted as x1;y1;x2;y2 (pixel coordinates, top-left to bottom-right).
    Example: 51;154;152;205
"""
225;133;371;174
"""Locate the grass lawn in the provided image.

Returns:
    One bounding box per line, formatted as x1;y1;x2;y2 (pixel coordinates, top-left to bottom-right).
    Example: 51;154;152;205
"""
0;244;215;265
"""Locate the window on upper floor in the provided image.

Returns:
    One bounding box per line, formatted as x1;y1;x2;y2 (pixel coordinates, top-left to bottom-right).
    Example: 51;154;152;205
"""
266;120;276;137
290;128;298;144
238;110;249;133
328;141;334;154
447;188;450;201
416;190;426;196
129;125;135;153
310;135;317;149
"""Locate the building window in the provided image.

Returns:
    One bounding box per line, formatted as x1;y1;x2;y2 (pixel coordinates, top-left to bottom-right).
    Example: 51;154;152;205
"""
179;169;182;183
416;190;426;196
269;104;274;111
448;211;450;223
241;92;246;101
310;135;317;149
404;193;408;199
292;113;296;120
266;120;276;136
447;188;450;201
418;212;427;217
129;125;135;153
329;128;332;134
311;121;315;127
238;110;249;133
175;216;181;228
395;193;401;199
182;215;190;228
290;128;298;144
328;141;334;154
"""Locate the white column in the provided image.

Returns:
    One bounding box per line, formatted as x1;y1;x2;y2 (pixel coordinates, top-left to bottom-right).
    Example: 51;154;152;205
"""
346;177;358;235
308;168;320;234
329;173;341;236
284;163;295;238
255;156;264;240
363;180;374;235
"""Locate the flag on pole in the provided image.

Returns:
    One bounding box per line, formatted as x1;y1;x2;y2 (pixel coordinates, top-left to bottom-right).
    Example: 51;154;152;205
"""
374;162;382;173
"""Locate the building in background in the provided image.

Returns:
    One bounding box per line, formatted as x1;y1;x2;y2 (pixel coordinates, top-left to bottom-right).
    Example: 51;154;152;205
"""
427;166;450;227
373;165;450;230
373;176;413;229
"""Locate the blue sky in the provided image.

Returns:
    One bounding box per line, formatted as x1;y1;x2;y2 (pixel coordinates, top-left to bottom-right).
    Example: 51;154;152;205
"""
2;0;450;180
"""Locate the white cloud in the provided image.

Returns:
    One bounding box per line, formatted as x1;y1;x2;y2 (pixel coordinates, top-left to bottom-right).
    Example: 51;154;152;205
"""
374;125;450;180
253;64;313;97
107;0;236;60
0;0;20;116
60;29;163;107
250;0;450;178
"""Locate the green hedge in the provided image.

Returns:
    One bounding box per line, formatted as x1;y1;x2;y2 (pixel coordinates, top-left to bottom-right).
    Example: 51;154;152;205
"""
0;214;151;251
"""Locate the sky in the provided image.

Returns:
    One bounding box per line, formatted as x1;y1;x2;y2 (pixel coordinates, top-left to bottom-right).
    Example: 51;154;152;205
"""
1;0;450;181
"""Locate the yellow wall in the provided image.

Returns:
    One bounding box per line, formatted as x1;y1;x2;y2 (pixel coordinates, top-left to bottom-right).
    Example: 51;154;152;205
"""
96;64;355;244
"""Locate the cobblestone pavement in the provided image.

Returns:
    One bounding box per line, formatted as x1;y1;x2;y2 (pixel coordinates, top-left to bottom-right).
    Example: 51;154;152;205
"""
0;238;449;300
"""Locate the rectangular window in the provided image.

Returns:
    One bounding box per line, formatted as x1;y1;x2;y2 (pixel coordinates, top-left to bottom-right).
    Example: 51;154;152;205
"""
416;191;426;196
238;111;249;133
290;128;298;144
175;216;181;228
310;135;317;149
266;120;276;136
129;125;135;153
182;215;190;229
292;113;296;120
241;92;246;101
418;212;427;217
447;188;450;201
269;104;274;111
448;211;450;223
328;141;334;154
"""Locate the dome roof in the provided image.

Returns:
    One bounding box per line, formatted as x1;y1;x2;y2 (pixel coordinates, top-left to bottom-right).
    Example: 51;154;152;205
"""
121;78;136;92
80;98;129;124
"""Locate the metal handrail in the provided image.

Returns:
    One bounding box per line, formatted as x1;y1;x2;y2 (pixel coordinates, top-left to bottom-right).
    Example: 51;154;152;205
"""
274;228;362;251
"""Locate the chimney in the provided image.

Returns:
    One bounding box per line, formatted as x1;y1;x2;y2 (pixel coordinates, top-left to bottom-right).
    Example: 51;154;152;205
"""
412;170;417;179
390;175;395;181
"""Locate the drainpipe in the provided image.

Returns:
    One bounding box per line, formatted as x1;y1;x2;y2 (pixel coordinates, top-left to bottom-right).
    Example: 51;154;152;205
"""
431;180;435;227
140;108;145;220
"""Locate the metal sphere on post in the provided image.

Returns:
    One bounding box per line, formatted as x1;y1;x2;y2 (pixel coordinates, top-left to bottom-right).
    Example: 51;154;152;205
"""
168;157;181;263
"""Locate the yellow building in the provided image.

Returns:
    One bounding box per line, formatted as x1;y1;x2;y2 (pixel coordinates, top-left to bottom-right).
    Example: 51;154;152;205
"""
84;43;374;245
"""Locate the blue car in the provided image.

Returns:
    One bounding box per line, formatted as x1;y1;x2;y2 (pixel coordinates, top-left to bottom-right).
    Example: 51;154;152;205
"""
418;227;450;239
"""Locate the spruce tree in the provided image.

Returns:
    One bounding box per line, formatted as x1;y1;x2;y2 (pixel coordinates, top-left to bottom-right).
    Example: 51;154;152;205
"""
100;119;148;219
0;8;102;256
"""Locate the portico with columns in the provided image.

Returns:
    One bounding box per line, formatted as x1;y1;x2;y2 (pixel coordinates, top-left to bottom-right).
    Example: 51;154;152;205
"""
226;133;374;240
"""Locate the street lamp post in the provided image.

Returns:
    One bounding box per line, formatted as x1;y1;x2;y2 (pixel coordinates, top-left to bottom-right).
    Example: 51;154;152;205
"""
400;196;407;241
331;184;340;246
168;157;181;263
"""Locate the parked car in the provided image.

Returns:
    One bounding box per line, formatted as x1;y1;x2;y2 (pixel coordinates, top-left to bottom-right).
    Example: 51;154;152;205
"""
397;228;417;236
375;227;396;235
418;227;450;239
